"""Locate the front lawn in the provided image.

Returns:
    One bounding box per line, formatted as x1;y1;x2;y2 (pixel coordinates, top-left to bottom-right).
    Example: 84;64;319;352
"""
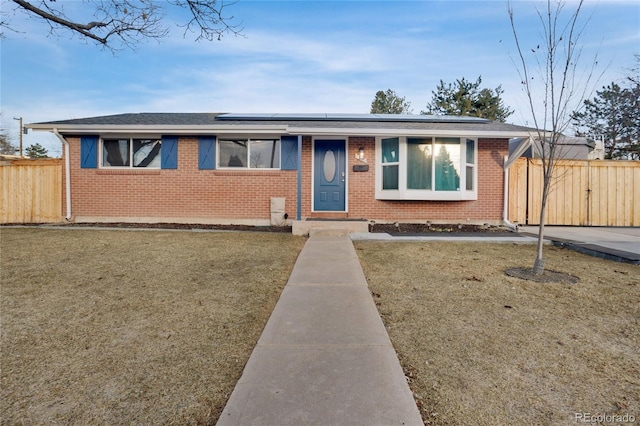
1;228;305;425
356;241;639;425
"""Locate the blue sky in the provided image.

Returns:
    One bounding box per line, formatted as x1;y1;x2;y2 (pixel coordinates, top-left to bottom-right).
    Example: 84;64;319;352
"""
1;0;639;157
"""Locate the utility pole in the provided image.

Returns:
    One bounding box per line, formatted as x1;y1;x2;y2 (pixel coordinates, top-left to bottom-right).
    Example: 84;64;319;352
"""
13;117;23;157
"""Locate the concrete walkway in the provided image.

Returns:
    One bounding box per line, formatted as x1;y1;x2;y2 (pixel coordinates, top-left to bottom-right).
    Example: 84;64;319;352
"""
217;235;423;426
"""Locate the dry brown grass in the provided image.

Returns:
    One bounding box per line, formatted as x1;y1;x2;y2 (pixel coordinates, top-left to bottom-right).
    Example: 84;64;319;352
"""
1;228;305;425
355;241;639;426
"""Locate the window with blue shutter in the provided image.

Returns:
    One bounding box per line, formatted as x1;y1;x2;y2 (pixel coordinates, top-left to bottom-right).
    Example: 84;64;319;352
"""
281;136;298;170
161;136;178;169
198;136;216;170
80;136;98;168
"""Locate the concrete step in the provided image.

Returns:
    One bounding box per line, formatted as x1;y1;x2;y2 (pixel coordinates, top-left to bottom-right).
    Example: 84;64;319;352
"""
292;219;369;236
308;228;351;237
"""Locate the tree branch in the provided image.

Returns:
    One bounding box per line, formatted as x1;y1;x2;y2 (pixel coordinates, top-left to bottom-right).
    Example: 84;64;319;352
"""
7;0;242;50
508;0;602;274
170;0;244;42
12;0;110;44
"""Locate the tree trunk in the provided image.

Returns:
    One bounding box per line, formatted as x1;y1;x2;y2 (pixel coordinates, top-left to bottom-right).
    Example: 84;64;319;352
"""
533;226;546;275
533;170;551;275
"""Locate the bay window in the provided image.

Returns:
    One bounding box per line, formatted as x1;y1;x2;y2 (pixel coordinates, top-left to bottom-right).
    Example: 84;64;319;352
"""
376;136;477;200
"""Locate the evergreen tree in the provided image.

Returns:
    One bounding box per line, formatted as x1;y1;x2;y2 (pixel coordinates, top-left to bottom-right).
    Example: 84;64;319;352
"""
25;143;49;158
572;81;640;160
370;89;412;114
422;76;514;122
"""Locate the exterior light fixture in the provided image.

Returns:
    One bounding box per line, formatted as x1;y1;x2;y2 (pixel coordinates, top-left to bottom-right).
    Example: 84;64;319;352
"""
355;146;367;163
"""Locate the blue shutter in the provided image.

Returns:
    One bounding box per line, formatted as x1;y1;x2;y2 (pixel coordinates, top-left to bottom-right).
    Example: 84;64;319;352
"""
281;136;298;170
161;136;178;169
80;136;98;168
198;136;216;170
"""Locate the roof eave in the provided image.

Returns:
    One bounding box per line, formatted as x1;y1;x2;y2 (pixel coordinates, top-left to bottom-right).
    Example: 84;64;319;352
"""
27;124;290;135
28;123;535;139
290;126;535;138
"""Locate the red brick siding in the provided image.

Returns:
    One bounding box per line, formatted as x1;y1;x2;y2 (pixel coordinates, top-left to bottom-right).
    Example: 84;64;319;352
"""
64;137;298;220
63;136;507;223
332;137;506;222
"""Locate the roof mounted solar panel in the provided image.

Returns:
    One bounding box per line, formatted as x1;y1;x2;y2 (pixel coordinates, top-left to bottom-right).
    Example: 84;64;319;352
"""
217;113;490;123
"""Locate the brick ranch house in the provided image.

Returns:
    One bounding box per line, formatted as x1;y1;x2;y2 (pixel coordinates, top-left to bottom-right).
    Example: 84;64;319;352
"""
28;113;534;234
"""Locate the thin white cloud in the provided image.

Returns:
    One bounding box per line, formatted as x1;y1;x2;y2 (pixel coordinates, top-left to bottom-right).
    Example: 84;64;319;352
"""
1;0;637;147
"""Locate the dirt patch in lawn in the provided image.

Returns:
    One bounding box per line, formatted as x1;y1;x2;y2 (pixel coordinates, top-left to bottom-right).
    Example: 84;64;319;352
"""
1;228;305;425
355;241;639;425
370;223;510;234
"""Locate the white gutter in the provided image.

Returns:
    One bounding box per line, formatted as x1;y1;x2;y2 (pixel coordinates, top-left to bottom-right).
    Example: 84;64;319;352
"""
28;124;289;135
504;136;533;169
288;126;535;139
503;155;517;231
502;136;534;231
28;123;536;140
52;129;72;221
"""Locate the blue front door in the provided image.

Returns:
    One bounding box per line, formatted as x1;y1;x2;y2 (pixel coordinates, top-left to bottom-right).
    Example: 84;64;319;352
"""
314;140;346;211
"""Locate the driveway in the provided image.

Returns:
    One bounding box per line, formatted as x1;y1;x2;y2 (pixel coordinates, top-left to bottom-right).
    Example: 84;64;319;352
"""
519;226;640;264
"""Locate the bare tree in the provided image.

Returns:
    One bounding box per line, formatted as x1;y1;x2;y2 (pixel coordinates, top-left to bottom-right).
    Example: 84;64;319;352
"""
508;0;600;275
5;0;243;50
0;114;18;155
628;54;640;86
0;129;18;155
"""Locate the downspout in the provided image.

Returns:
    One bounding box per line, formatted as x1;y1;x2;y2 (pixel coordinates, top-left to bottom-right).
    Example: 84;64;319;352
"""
53;129;72;221
502;136;532;231
296;135;302;220
503;155;517;231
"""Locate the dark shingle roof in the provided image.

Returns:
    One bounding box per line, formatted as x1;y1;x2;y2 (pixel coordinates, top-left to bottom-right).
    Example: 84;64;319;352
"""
34;113;225;126
216;113;491;123
30;112;536;135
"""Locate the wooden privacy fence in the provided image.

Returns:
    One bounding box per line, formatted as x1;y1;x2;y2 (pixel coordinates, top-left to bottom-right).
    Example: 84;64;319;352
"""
509;158;640;226
1;157;62;223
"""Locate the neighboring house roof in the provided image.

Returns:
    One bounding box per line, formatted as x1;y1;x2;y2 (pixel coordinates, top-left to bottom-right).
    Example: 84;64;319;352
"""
509;135;599;160
28;113;536;138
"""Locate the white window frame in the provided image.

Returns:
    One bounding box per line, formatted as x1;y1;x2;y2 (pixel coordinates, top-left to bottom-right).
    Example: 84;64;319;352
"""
100;136;162;169
464;138;476;192
375;136;478;201
380;137;400;191
217;137;282;170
